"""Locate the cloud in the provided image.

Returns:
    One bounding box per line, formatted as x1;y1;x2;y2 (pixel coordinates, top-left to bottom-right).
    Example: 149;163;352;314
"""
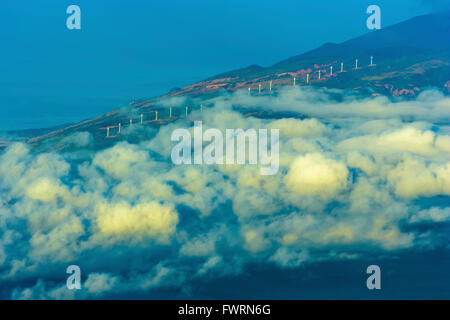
0;87;449;299
61;132;93;148
269;118;329;138
337;127;449;157
180;234;216;257
387;156;450;198
410;207;450;223
269;247;310;268
84;273;118;295
284;153;349;200
157;96;187;108
231;86;450;122
244;230;269;253
93;141;150;179
95;201;179;243
25;177;69;202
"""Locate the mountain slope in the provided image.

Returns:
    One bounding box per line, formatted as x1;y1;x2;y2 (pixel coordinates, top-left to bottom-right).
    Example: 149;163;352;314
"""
169;10;449;96
213;10;450;80
6;11;449;151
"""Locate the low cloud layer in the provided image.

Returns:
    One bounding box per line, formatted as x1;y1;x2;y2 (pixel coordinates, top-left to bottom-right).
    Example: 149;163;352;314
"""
0;87;449;299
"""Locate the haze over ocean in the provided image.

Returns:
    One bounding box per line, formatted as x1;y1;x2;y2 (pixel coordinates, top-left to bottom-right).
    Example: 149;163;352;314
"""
0;0;443;130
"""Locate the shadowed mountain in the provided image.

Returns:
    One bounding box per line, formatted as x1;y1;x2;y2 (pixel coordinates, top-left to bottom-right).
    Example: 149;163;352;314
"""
207;12;450;81
3;11;449;151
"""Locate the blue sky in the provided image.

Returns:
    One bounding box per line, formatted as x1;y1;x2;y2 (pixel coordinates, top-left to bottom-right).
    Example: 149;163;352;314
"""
0;0;446;130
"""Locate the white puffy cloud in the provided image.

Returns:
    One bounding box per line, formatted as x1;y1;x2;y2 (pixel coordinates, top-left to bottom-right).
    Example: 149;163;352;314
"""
337;127;449;157
0;87;449;299
93;142;150;179
410;207;450;223
284;153;349;200
95;201;178;243
387;156;450;198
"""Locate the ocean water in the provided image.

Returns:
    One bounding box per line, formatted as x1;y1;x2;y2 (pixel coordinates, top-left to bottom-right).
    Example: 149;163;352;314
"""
0;79;184;131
